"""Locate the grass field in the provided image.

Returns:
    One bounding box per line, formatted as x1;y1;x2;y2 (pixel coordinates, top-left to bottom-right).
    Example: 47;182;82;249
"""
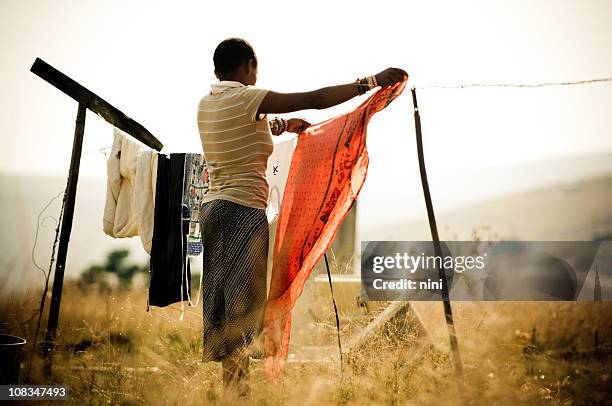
2;174;611;404
1;277;610;405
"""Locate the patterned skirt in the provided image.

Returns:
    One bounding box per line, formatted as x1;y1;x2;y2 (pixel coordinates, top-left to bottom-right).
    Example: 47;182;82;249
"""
198;198;269;362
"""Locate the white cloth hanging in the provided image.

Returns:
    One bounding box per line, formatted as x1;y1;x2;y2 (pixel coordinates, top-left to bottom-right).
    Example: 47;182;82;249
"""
265;135;297;293
266;135;297;224
135;150;158;254
103;127;157;254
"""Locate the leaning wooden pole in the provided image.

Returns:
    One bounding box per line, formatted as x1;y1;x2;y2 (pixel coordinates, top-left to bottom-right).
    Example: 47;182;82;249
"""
41;103;86;377
410;87;463;375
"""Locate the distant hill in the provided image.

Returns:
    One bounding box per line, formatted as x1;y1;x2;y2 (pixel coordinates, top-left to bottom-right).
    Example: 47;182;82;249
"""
362;175;612;241
356;151;612;228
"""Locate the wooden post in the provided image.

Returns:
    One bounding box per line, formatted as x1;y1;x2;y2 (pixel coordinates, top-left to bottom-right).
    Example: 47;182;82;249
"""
42;103;86;377
411;87;463;375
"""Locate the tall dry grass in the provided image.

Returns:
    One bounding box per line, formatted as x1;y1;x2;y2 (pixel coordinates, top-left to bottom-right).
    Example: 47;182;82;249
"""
1;273;611;405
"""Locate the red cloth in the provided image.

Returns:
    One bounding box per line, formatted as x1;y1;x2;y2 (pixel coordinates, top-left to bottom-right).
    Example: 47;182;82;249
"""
263;78;408;380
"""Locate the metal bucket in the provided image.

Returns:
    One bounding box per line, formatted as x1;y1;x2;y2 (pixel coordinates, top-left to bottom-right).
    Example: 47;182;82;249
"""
0;334;27;384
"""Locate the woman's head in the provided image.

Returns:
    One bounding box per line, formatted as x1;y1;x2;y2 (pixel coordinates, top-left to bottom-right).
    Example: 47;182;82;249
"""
213;38;258;85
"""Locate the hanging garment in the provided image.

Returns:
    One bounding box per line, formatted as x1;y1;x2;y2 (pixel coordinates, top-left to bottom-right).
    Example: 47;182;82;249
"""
103;127;157;253
182;153;209;257
148;153;192;310
135;150;158;254
262;78;408;380
265;136;298;297
266;136;297;224
104;128;146;237
198;199;268;362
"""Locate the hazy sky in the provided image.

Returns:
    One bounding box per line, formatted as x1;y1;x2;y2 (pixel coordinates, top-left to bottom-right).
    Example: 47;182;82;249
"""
1;0;611;213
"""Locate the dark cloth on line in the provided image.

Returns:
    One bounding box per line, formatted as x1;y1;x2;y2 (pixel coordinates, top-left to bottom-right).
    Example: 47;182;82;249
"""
199;198;268;362
148;153;192;309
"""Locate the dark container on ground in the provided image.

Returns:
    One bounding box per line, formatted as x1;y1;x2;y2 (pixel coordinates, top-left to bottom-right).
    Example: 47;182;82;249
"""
0;334;27;384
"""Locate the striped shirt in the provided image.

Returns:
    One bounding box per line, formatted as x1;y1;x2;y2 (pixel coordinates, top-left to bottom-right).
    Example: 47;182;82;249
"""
197;81;273;210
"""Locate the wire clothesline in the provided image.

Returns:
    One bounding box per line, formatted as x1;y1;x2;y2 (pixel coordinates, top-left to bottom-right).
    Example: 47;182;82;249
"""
414;76;612;89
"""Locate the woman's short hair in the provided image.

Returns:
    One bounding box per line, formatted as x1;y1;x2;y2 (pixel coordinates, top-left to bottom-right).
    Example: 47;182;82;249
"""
213;38;257;77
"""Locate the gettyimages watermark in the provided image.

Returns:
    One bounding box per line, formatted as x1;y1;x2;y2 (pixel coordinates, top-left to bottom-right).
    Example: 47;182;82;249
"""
360;241;611;301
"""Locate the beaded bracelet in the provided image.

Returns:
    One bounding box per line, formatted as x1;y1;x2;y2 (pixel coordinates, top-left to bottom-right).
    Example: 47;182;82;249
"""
355;75;378;95
355;78;368;95
269;117;287;136
269;117;279;135
366;75;378;88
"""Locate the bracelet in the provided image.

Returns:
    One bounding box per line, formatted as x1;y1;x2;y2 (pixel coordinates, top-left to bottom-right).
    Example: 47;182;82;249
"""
355;76;377;95
269;117;278;135
269;117;287;136
355;78;368;95
366;75;378;88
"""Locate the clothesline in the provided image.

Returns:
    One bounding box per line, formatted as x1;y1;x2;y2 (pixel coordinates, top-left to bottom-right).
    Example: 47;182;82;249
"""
84;146;112;156
79;75;612;160
414;75;612;89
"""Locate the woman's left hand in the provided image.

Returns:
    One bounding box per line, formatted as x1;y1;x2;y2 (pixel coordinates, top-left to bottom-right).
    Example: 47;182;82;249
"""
286;118;311;134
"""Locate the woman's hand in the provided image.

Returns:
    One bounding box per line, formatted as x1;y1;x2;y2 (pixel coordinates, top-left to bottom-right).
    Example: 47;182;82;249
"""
374;67;408;87
286;118;311;134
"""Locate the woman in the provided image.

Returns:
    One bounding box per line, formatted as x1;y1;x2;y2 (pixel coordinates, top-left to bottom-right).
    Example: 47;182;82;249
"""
197;37;407;398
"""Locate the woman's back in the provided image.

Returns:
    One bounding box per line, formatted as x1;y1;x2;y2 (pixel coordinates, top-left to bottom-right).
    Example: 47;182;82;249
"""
197;81;273;210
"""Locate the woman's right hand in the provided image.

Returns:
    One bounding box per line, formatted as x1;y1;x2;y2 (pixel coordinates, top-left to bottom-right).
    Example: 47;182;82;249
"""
374;67;408;87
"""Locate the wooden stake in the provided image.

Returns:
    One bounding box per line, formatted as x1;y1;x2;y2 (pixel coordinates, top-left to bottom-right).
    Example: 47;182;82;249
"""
411;87;463;375
42;103;86;377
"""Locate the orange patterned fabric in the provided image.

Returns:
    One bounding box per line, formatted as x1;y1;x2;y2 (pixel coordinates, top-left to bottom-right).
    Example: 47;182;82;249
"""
263;78;408;380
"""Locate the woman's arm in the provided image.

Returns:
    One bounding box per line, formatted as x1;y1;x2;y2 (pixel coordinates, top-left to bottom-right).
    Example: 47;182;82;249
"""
257;67;408;115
